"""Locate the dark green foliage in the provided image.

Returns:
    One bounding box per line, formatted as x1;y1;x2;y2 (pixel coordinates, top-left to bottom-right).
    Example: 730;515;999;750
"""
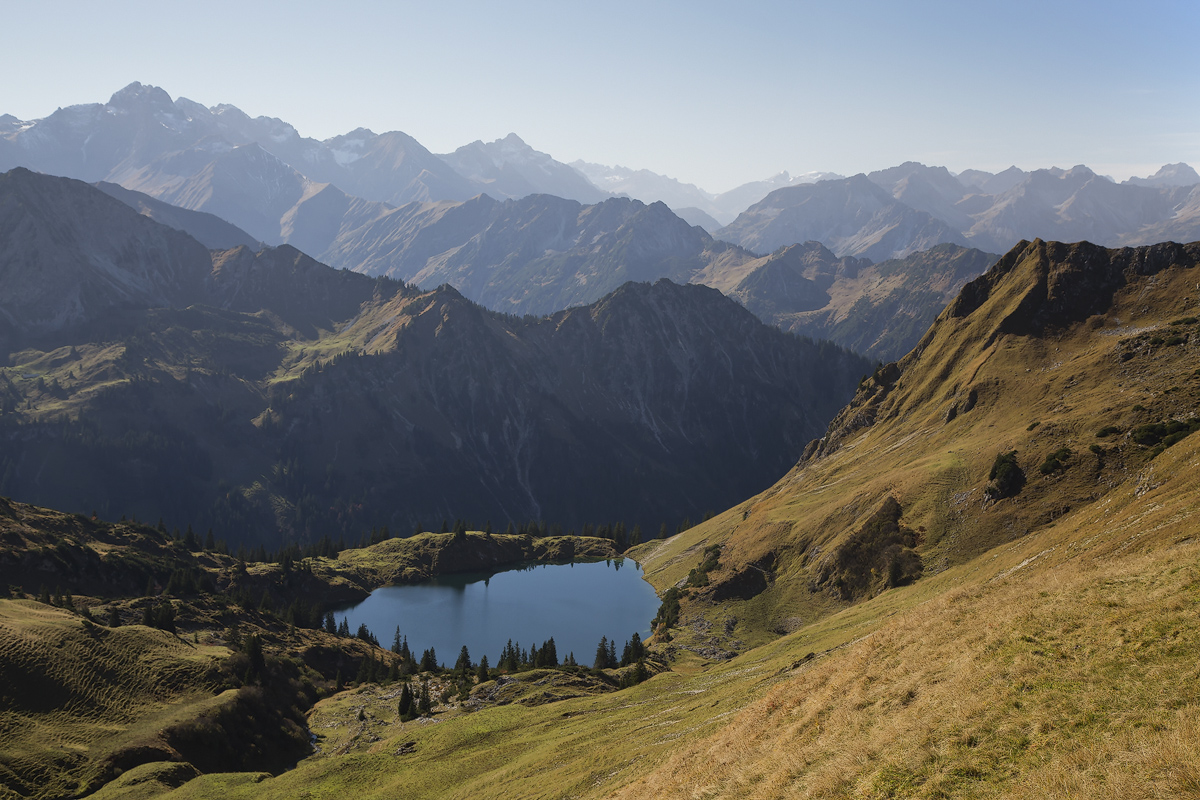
1038;447;1072;475
1131;419;1200;453
355;652;389;686
686;544;721;587
164;650;318;775
534;638;558;668
498;639;520;673
1027;421;1040;431
417;680;432;715
355;623;379;647
142;599;177;633
593;636;618;671
106;606;122;627
454;645;472;677
815;496;922;601
620;632;645;667
397;683;416;722
618;660;650;689
653;587;681;631
1170;316;1199;326
1096;426;1121;438
1166;335;1187;346
419;647;438;673
987;451;1025;499
164;566;213;596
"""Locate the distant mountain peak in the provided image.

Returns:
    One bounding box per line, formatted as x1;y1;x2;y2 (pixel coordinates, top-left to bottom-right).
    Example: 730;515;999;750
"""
107;81;173;109
1125;162;1200;188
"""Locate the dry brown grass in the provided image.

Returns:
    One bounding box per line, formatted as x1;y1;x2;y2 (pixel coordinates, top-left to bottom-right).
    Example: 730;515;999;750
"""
612;432;1200;799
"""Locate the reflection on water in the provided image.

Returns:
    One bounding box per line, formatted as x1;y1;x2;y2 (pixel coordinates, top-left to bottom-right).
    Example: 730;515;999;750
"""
331;559;660;667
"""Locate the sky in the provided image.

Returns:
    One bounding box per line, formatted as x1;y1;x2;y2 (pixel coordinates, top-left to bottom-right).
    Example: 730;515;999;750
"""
4;0;1197;192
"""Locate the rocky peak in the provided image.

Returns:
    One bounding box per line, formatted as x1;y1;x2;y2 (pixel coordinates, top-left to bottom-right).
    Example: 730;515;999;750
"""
106;82;174;112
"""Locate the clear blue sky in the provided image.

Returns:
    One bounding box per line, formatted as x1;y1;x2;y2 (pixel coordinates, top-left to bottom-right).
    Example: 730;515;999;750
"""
4;0;1197;192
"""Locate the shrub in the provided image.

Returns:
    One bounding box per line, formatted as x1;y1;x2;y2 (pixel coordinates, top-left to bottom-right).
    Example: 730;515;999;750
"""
987;451;1025;499
1096;426;1121;437
1130;419;1200;451
686;545;721;587
1038;447;1072;475
653;587;681;630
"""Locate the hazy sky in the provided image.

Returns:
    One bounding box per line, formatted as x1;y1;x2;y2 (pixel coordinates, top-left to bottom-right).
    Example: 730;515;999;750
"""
4;0;1197;192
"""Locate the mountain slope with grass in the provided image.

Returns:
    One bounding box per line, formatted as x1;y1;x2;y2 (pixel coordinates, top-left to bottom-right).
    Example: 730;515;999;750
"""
637;238;1200;649
56;237;1200;800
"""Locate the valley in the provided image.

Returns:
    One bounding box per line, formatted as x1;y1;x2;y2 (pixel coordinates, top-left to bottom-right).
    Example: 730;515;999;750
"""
1;233;1197;798
2;75;1199;800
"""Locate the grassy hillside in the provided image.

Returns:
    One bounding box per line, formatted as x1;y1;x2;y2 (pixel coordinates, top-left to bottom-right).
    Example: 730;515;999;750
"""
5;238;1200;799
80;433;1199;799
0;600;227;799
640;239;1200;651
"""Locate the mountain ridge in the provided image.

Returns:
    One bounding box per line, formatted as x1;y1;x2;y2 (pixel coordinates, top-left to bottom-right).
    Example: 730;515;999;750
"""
0;169;870;542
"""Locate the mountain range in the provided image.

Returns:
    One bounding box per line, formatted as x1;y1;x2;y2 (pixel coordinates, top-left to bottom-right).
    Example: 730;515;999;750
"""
717;161;1200;261
0;168;871;543
4;84;1197;362
569;162;844;226
7;84;1193;276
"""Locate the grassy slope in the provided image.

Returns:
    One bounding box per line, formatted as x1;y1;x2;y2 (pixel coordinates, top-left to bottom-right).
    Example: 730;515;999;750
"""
639;239;1200;652
92;240;1200;798
105;435;1200;800
0;601;228;800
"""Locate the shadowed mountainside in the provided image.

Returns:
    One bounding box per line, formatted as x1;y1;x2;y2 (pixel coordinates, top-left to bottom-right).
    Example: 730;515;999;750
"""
0;169;871;545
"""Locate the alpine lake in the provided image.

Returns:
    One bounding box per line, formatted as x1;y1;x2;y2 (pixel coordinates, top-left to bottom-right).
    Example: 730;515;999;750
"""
331;558;660;667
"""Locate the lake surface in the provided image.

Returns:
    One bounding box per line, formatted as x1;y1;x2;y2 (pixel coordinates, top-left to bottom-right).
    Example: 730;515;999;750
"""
331;559;660;667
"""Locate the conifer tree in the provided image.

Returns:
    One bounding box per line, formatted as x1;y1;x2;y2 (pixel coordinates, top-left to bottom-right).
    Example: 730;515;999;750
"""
594;636;610;670
398;683;414;721
476;655;490;683
107;606;121;627
455;645;471;677
418;680;432;715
